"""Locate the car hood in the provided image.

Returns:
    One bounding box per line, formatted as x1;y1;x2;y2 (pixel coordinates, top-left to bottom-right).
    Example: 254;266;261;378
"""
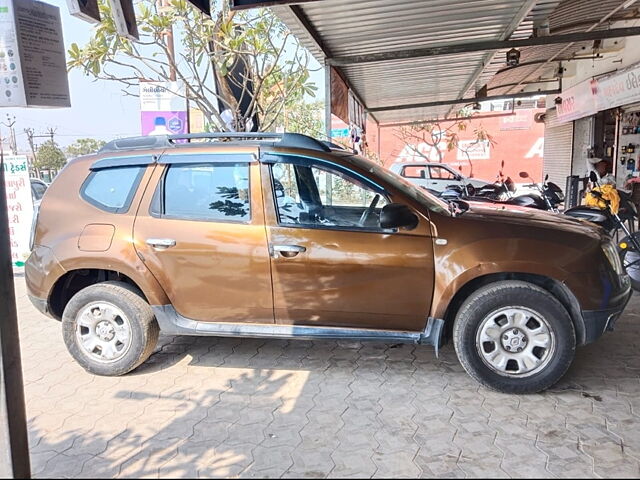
460;201;604;237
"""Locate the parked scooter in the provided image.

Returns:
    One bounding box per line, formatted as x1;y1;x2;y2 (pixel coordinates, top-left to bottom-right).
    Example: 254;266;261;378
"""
564;171;640;290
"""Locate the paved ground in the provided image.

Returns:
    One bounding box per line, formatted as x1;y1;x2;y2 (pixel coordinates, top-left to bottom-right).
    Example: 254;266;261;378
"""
12;276;640;478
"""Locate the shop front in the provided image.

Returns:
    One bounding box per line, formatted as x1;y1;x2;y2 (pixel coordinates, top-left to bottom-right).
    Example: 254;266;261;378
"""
553;61;640;206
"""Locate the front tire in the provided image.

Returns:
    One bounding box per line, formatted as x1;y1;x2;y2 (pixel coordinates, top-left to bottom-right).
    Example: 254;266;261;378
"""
453;281;575;394
62;281;159;376
619;232;640;291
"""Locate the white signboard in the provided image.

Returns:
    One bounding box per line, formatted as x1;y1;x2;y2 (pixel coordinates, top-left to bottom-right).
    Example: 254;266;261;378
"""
556;62;640;123
556;79;598;124
139;81;187;112
2;155;34;267
0;0;70;108
596;63;640;111
457;140;491;160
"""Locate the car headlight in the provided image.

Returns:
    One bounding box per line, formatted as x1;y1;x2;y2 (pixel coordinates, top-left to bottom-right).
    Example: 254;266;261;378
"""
603;240;624;275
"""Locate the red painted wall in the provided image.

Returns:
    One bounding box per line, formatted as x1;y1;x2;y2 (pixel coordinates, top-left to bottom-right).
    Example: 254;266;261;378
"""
376;109;546;183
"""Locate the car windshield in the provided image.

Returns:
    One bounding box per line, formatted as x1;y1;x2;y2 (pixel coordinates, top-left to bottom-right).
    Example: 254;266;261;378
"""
345;154;451;216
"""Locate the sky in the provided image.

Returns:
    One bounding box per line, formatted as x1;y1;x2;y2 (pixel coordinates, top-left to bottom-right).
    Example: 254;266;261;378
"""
2;0;324;152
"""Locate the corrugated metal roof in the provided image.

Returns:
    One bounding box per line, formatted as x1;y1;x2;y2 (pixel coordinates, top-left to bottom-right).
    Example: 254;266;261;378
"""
273;0;638;125
488;0;640;97
274;0;551;124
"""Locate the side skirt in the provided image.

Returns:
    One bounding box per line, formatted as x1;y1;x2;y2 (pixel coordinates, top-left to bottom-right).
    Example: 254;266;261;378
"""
152;305;445;351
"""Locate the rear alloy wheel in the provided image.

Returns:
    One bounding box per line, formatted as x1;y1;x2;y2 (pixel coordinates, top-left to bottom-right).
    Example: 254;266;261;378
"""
454;281;575;394
62;281;159;376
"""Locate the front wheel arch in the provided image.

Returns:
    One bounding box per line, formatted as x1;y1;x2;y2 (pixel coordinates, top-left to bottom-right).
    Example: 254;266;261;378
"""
441;272;586;346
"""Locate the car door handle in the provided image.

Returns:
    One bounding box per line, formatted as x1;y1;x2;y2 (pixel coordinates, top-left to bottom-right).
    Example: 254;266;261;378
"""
146;238;176;250
270;244;306;258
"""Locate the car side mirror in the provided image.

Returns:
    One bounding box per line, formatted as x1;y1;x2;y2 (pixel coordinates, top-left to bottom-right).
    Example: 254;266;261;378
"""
380;203;419;230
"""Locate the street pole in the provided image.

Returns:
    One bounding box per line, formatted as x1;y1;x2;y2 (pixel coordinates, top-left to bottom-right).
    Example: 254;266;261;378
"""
0;127;31;478
158;0;176;81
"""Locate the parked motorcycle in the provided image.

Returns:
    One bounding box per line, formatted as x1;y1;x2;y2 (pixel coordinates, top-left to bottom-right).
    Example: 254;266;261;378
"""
440;173;552;211
517;171;565;212
564;171;640;290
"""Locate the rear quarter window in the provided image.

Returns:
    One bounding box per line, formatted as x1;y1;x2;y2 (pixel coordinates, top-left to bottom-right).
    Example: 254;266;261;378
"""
81;166;145;213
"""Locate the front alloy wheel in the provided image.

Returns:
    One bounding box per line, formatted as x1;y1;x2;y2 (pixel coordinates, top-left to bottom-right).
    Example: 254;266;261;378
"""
476;307;555;378
454;281;575;394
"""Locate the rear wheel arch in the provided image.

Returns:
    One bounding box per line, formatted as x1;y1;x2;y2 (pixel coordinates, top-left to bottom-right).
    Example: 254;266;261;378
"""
440;272;586;346
48;268;168;320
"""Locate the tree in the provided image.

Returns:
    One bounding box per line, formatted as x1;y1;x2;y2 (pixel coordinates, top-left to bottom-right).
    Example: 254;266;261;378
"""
281;100;324;138
67;0;317;132
35;140;67;171
66;138;107;157
395;115;496;177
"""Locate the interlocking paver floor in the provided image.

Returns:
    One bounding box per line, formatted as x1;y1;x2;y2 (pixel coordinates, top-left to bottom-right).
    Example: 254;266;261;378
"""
12;275;640;478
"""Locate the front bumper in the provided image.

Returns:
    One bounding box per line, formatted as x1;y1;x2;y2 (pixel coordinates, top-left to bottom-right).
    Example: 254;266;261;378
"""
580;274;632;344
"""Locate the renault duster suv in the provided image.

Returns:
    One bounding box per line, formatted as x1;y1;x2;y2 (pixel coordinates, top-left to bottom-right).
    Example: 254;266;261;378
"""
26;133;631;393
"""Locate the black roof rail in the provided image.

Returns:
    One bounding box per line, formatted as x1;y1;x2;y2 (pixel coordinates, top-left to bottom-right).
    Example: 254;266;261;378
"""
167;132;282;142
98;135;170;153
99;132;331;154
322;140;348;151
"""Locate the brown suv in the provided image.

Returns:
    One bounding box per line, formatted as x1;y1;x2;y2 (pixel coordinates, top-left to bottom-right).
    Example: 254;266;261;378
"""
25;132;631;393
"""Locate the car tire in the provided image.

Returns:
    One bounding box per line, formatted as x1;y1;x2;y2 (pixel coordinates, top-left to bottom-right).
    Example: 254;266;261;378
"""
619;232;640;291
453;280;575;394
62;281;159;376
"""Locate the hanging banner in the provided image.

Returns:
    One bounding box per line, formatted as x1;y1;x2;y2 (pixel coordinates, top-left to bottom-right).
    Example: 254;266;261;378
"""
596;62;640;111
139;81;188;136
557;61;640;123
0;0;70;108
2;155;34;268
66;0;101;23
556;79;598;123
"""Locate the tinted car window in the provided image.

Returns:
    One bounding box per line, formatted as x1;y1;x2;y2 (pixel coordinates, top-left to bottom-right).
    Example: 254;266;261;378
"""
162;163;250;222
271;160;387;230
82;166;144;213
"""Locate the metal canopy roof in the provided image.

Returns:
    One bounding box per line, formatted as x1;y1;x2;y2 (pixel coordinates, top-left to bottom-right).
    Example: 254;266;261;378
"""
273;0;639;125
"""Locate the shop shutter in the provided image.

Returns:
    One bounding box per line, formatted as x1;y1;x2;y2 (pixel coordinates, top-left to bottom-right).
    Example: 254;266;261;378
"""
543;108;574;189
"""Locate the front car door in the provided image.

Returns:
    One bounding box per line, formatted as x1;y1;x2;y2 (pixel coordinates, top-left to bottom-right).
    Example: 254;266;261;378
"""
262;153;435;332
133;148;273;323
428;164;462;192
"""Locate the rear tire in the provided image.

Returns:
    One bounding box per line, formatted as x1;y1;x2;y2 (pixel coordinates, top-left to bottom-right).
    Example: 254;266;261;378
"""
62;281;159;376
453;281;575;394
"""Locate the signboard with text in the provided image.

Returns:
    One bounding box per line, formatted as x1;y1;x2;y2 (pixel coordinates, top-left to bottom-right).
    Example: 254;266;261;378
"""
0;0;70;108
557;62;640;123
139;81;188;136
2;155;34;268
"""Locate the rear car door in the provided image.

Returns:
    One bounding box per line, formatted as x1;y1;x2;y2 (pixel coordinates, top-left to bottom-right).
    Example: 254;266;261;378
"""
133;148;274;323
262;153;435;332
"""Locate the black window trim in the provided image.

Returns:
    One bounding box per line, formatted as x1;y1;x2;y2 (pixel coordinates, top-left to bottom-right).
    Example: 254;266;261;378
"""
150;161;252;224
267;158;395;235
80;165;146;214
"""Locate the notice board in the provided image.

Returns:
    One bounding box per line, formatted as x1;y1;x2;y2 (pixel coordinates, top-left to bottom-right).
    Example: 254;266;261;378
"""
0;0;70;107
